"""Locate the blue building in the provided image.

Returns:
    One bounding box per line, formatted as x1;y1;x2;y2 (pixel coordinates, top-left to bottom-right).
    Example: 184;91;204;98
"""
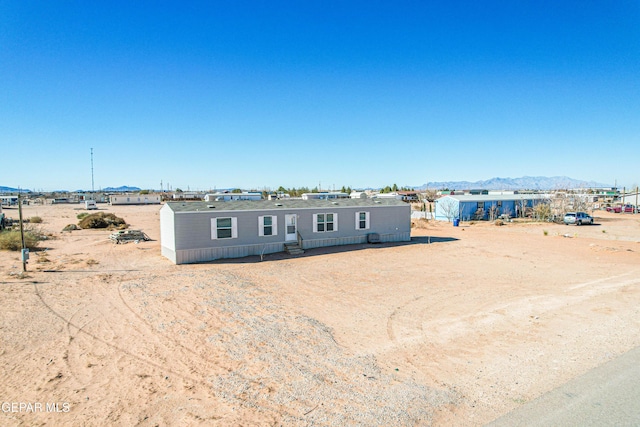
434;194;549;222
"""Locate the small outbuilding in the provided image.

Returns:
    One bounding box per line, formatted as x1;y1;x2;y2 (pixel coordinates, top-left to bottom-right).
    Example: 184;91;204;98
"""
160;198;411;264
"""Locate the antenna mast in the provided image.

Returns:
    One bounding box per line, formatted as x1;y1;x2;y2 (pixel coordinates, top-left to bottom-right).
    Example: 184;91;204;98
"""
90;148;95;196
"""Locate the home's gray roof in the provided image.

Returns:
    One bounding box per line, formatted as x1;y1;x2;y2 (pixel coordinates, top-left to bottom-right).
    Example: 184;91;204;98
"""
165;198;407;213
439;194;552;202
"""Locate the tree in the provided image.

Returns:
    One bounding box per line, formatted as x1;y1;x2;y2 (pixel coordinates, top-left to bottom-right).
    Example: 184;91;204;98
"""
438;198;460;222
231;188;242;193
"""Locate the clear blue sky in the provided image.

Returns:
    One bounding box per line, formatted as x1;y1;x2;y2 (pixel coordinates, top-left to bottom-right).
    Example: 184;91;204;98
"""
2;1;638;191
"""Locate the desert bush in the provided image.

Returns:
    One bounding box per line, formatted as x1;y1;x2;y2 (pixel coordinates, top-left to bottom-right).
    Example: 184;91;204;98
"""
77;213;89;220
543;230;549;236
30;216;43;223
78;212;127;230
494;219;504;226
0;229;41;251
63;224;80;231
411;218;429;229
533;203;552;221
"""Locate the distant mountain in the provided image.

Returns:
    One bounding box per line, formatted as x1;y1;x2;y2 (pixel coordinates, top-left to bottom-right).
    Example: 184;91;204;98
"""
417;176;612;191
0;186;31;193
103;186;141;192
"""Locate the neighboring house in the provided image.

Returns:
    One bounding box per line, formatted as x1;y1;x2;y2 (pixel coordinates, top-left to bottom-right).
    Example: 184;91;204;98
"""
301;192;349;200
160;199;411;264
0;196;19;206
371;192;403;200
172;192;202;200
397;191;420;202
434;194;549;221
204;192;263;202
110;194;162;205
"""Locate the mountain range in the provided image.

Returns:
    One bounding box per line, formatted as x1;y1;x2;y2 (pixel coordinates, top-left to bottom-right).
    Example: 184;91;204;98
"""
2;178;614;193
0;185;141;193
417;176;612;191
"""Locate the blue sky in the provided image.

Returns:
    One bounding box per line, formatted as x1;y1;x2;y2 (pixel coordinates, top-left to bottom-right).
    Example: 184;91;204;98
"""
1;1;638;191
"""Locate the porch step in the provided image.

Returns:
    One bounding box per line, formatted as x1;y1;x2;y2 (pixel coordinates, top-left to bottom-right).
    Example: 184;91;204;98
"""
284;243;305;255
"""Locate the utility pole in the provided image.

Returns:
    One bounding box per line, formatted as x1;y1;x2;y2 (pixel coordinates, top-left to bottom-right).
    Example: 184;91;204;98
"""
18;192;27;272
90;148;95;198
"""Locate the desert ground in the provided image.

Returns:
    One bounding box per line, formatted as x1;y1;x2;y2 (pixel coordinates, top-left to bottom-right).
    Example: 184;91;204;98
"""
1;203;639;426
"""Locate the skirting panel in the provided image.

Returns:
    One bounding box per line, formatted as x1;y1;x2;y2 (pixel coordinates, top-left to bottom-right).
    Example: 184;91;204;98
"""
166;232;411;264
173;242;284;264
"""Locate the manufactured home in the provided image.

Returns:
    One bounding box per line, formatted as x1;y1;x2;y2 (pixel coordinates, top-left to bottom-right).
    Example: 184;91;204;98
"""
301;192;349;200
160;198;411;264
109;194;162;205
204;192;263;202
435;194;549;221
0;196;19;206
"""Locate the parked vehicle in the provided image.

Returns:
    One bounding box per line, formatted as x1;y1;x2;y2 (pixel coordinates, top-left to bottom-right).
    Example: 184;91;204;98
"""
606;206;622;213
623;205;636;213
564;212;594;225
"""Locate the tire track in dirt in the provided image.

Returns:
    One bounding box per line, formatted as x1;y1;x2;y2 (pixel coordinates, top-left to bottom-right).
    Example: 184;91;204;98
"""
114;276;239;377
33;281;206;387
386;295;424;343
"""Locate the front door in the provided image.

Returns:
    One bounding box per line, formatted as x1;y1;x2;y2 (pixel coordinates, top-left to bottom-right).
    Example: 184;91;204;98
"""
285;214;297;242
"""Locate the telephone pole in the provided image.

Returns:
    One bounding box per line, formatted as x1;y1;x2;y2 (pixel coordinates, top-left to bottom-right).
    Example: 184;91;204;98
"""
18;192;27;272
90;148;95;198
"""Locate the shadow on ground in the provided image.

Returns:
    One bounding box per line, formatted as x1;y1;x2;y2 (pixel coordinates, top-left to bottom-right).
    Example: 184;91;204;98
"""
207;235;459;265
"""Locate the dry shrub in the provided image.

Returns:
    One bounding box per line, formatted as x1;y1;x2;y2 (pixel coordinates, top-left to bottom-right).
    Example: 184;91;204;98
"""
411;219;430;229
0;229;41;251
494;219;504;226
30;216;43;223
78;212;127;230
63;224;80;232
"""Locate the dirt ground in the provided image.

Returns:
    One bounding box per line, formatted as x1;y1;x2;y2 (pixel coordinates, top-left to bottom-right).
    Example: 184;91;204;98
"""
1;203;639;426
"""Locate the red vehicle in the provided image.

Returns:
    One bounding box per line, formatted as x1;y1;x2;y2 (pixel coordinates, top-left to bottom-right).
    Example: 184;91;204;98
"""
606;205;637;213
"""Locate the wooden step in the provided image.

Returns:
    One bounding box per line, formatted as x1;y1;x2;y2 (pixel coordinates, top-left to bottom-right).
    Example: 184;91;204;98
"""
284;243;304;255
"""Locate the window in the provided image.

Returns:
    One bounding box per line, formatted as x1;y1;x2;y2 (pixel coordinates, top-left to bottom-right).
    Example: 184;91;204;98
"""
313;213;337;233
211;217;237;239
497;200;502;208
258;215;278;237
477;202;484;210
355;211;370;230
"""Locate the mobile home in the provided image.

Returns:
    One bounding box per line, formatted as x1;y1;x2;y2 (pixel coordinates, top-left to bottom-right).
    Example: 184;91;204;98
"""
204;192;263;202
110;194;162;205
435;194;549;221
160;198;411;264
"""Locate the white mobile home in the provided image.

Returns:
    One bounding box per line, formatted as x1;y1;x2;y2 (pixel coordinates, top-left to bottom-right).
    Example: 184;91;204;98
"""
110;194;162;205
301;192;349;200
204;192;263;202
160;199;411;264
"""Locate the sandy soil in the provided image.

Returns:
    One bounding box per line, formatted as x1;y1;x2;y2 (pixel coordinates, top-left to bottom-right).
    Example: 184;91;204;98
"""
1;203;639;426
